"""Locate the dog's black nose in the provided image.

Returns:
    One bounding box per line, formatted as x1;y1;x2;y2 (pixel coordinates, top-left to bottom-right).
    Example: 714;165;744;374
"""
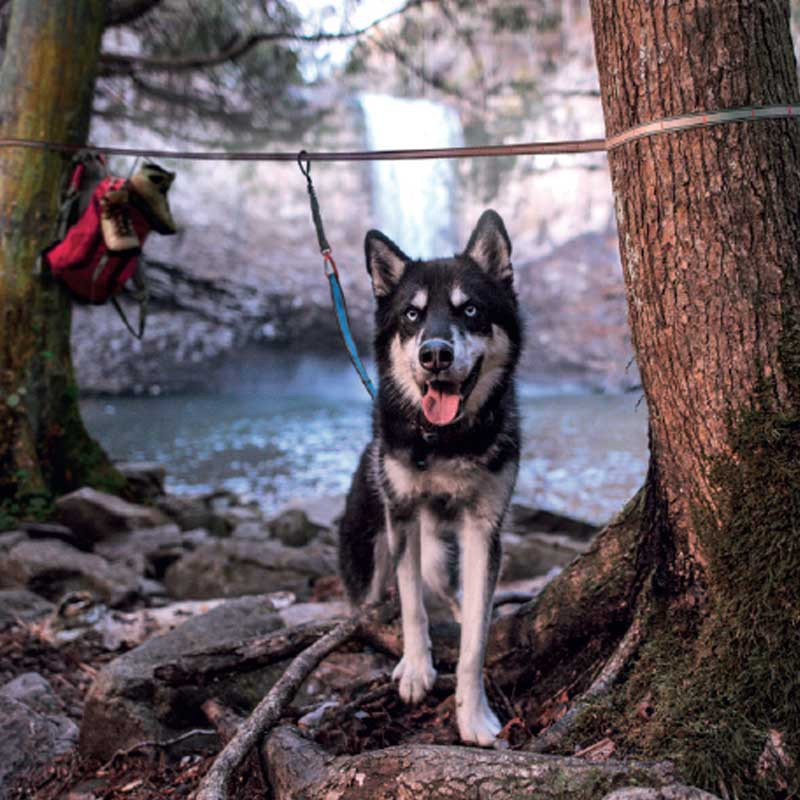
419;339;454;372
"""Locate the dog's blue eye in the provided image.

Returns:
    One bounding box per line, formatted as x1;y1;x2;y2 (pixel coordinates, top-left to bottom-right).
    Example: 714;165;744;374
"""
464;304;478;318
405;307;420;322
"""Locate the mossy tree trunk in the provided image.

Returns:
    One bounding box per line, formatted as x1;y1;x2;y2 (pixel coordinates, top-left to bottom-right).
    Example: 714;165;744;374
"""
559;1;800;795
0;0;124;522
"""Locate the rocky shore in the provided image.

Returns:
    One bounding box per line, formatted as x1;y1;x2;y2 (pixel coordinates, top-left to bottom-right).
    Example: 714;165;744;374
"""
0;465;599;798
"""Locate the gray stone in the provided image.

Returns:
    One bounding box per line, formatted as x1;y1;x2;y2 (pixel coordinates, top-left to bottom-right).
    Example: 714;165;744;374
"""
232;520;270;540
163;538;337;600
0;694;78;796
0;530;28;551
281;495;345;531
95;524;184;578
277;601;348;628
0;672;65;716
0;539;140;606
0;588;54;630
155;494;231;537
116;462;167;501
181;528;213;549
21;521;84;550
269;508;325;548
55;487;168;547
80;595;285;761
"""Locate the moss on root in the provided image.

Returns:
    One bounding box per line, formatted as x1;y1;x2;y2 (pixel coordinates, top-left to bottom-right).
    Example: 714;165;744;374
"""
561;406;800;798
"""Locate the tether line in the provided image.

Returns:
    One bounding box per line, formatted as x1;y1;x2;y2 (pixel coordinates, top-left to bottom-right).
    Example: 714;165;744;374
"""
0;103;797;162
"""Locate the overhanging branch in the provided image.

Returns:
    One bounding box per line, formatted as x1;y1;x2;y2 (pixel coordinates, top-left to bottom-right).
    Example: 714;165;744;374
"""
99;0;436;75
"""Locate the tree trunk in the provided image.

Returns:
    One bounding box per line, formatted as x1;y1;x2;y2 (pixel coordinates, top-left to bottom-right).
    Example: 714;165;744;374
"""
560;1;800;795
0;0;123;523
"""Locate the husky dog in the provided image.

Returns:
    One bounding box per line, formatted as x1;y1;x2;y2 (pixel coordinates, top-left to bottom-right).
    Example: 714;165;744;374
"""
338;210;521;746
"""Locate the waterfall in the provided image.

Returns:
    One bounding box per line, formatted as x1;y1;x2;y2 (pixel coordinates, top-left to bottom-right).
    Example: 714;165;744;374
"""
359;93;463;259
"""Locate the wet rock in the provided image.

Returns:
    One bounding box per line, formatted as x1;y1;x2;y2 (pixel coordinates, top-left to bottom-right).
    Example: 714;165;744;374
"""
116;462;167;502
0;588;54;630
0;672;65;716
154;494;231;537
0;694;79;796
80;595;285;761
509;503;600;540
163;539;337;600
0;539;140;606
55;487;168;547
269;508;326;548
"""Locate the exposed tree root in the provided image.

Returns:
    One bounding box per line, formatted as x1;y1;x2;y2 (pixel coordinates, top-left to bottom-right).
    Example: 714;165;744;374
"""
194;616;361;800
602;788;721;800
263;724;714;800
487;488;651;696
185;491;656;800
528;614;645;753
194;604;399;800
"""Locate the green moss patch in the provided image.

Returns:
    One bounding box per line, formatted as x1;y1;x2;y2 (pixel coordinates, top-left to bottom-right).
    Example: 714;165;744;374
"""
562;406;800;798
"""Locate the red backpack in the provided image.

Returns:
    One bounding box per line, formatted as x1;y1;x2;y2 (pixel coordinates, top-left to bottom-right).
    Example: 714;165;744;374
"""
41;155;152;338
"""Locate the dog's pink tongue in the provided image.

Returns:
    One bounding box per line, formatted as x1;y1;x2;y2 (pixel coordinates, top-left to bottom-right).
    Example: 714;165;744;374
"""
422;386;460;426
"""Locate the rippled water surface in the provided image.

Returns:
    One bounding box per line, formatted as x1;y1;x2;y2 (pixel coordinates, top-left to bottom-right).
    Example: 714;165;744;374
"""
81;359;648;525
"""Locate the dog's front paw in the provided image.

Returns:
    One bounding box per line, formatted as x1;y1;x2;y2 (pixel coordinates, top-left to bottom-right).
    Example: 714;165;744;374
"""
392;654;437;704
457;698;503;747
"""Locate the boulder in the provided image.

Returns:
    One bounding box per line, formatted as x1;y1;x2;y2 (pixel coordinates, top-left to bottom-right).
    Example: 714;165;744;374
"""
94;524;184;578
163;538;337;600
269;508;326;548
0;588;54;630
0;530;28;551
0;694;78;797
0;539;140;606
55;487;168;547
79;595;285;761
232;520;271;540
20;521;84;550
281;494;345;531
116;462;167;501
154;494;231;537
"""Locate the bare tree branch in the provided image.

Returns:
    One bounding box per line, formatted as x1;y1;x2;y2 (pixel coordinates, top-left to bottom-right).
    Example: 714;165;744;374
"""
194;615;362;800
105;0;162;27
99;0;437;75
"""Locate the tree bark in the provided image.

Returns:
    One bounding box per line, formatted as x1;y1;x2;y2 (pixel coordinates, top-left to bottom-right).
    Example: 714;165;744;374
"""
0;0;122;520
570;1;800;795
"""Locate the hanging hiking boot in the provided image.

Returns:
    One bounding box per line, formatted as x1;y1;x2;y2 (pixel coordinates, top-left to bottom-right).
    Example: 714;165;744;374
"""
129;162;177;235
100;186;140;253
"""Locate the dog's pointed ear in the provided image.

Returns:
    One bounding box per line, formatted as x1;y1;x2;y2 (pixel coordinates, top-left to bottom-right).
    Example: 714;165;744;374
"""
463;210;512;284
365;230;409;297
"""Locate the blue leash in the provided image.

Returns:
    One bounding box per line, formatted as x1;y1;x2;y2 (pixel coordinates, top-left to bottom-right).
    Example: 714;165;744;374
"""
298;153;377;399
